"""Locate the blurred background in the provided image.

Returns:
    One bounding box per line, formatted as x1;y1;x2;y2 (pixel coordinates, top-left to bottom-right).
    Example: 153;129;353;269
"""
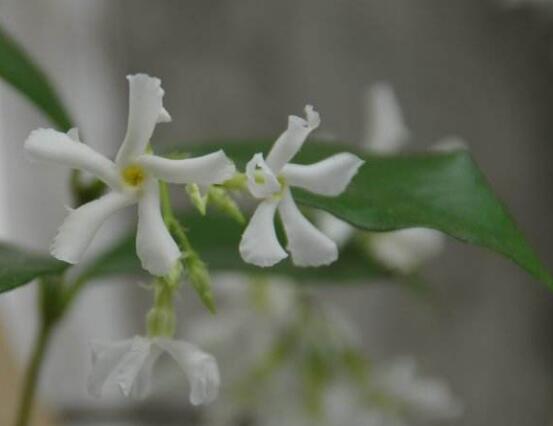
2;0;553;425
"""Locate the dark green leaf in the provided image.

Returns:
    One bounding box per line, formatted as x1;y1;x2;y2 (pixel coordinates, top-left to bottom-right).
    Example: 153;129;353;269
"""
0;26;72;130
163;140;552;289
0;243;69;294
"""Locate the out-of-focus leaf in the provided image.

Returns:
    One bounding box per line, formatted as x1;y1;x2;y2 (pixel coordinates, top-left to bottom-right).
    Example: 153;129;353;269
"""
0;243;69;294
79;214;388;284
0;26;72;130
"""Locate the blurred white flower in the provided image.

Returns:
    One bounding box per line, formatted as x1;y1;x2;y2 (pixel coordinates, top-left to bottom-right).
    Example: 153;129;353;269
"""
88;335;220;405
240;105;364;267
188;275;297;382
24;73;235;276
318;83;446;273
373;357;463;421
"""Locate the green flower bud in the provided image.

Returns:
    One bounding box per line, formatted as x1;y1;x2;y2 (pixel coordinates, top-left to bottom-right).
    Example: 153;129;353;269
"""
184;251;216;314
208;186;245;224
186;183;207;215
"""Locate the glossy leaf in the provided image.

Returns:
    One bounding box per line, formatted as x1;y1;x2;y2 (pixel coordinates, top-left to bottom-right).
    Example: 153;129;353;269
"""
165;140;553;289
0;26;72;130
0;243;69;294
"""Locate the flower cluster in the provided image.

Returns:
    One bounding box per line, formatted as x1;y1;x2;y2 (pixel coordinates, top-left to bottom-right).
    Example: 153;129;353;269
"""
24;74;363;406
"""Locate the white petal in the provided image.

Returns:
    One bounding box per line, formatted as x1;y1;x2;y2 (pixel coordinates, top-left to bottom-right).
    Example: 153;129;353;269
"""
158;107;172;123
432;135;468;152
363;83;409;154
265;105;320;172
245;153;281;199
88;339;134;397
278;189;337;267
282;153;364;196
24;128;121;189
136;179;181;276
369;228;444;273
67;127;80;142
316;211;355;248
129;344;163;399
374;357;463;420
239;200;287;267
137;151;235;185
111;337;153;398
116;74;169;165
51;191;135;264
156;339;220;406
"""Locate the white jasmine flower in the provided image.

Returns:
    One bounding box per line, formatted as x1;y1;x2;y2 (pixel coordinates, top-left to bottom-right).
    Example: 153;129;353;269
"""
318;83;445;273
24;74;235;276
88;335;220;405
239;105;364;267
374;357;463;421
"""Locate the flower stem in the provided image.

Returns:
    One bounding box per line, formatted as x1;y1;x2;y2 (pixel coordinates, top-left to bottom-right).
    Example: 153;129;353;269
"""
14;320;53;426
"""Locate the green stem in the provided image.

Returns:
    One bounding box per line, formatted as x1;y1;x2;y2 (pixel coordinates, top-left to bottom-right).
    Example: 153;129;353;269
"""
14;321;53;426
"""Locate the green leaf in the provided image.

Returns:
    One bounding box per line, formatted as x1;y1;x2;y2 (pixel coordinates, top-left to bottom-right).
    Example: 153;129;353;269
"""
168;140;552;289
79;213;388;284
0;243;69;294
0;26;72;130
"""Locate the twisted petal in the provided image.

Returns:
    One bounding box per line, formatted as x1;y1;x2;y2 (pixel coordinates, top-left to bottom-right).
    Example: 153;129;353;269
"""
156;339;220;406
88;337;155;399
240;199;287;267
116;74;169;165
265;105;320;173
363;83;409;154
370;228;444;273
282;153;364;196
245;153;281;199
136;179;181;276
24;128;121;189
278;189;337;266
137;151;235;185
51;191;135;264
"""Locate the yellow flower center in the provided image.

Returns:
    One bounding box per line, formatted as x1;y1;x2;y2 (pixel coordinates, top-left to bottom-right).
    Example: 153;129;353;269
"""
121;164;146;187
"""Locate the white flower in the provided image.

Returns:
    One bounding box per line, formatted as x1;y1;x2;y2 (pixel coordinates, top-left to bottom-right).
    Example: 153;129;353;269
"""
24;74;235;276
88;335;220;405
239;105;364;267
373;357;463;421
318;83;445;273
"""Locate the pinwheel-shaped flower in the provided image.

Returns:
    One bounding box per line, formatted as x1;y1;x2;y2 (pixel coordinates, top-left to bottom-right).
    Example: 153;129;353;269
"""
239;105;364;267
25;74;235;276
88;336;220;405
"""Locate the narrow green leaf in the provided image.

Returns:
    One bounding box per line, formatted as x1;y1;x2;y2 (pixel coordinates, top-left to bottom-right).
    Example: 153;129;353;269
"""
166;140;553;289
0;243;69;294
0;26;72;130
